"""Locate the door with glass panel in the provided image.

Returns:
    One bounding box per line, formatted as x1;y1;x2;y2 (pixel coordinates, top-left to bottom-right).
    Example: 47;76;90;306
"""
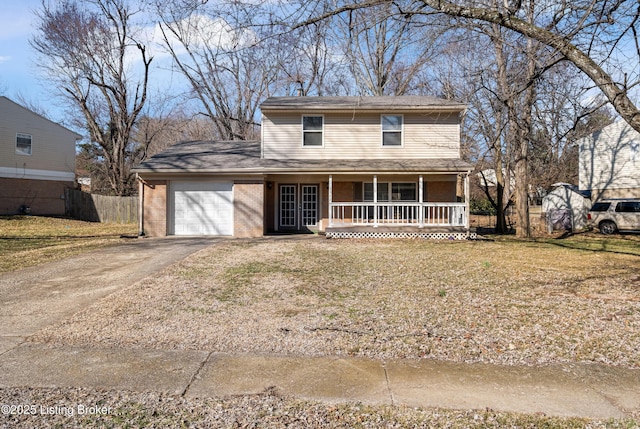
301;185;318;228
279;185;297;229
279;184;318;230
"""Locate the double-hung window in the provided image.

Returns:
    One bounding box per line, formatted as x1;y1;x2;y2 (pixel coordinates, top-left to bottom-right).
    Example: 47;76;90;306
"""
302;116;323;146
381;115;403;146
16;133;32;155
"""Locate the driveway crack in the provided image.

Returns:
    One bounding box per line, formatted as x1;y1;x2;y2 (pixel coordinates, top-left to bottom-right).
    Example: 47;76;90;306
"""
181;351;213;397
383;362;395;405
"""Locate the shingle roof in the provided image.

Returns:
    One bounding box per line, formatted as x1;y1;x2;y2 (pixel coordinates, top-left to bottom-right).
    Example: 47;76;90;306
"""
260;96;467;111
134;140;473;175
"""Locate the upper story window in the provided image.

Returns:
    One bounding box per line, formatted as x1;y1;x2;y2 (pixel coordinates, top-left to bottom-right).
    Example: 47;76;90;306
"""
381;115;403;146
16;133;32;155
302;115;323;146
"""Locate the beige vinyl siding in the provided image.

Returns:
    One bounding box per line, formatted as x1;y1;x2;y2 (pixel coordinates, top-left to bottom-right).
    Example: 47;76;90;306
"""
0;97;77;179
262;111;461;160
579;120;640;194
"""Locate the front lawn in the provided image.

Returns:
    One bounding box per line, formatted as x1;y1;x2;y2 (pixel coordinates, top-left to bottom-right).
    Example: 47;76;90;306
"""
534;231;640;256
0;216;138;273
33;236;640;369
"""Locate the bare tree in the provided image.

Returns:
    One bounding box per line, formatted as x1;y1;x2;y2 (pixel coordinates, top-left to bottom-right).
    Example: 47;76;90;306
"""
156;2;289;140
297;1;640;132
333;3;444;95
529;67;616;191
133;113;219;159
278;21;349;96
31;0;152;196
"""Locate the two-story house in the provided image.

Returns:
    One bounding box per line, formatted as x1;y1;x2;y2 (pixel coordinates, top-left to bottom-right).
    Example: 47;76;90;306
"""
0;96;81;215
134;96;474;239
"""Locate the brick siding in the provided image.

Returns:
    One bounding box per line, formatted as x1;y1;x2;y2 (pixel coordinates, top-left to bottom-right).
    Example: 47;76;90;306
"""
233;181;264;237
141;180;167;237
0;178;71;215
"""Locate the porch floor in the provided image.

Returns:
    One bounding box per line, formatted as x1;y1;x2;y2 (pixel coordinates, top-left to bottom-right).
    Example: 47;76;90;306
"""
324;226;476;240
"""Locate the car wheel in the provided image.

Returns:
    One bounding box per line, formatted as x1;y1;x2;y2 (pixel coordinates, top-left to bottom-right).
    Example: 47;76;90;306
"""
599;221;617;235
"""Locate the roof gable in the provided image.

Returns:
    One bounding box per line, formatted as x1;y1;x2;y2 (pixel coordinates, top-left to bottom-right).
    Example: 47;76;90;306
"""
0;96;81;139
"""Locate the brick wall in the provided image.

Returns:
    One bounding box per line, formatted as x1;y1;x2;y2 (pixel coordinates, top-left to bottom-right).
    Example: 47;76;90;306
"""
0;178;71;215
331;182;354;202
426;181;457;202
234;181;264;237
142;180;167;237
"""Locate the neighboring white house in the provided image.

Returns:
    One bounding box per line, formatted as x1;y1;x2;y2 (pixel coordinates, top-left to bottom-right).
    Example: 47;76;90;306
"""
542;183;591;231
0;96;81;215
579;120;640;201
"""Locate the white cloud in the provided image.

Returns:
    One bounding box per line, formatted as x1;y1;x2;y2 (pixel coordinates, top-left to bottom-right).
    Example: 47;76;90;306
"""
146;14;256;58
0;56;11;64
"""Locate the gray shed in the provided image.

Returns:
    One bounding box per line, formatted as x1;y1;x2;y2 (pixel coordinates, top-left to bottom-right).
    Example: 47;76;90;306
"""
542;183;592;231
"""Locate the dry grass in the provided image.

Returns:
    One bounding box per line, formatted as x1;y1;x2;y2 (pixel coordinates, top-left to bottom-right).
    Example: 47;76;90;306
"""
15;233;640;426
33;235;640;368
0;216;138;273
2;386;634;429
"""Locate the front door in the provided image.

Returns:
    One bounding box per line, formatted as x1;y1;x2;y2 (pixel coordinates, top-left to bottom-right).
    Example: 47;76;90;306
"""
279;184;318;230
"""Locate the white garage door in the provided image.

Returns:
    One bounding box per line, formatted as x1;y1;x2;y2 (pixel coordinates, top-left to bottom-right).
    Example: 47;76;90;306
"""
172;181;233;236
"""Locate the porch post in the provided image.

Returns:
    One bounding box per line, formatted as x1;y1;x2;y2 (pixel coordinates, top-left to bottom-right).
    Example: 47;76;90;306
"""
328;174;333;228
464;173;470;231
418;175;424;228
373;175;378;227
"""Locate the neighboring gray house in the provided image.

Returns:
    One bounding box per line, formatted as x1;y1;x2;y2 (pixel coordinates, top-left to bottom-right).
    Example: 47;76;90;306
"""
542;183;591;231
579;120;640;201
134;96;474;239
0;96;81;215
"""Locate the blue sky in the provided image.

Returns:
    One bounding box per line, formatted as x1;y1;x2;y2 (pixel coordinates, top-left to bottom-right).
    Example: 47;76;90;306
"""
0;0;59;119
0;1;194;128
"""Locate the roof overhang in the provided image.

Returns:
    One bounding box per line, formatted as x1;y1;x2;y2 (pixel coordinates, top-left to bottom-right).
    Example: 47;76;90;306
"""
134;163;474;176
260;96;467;114
133;140;473;177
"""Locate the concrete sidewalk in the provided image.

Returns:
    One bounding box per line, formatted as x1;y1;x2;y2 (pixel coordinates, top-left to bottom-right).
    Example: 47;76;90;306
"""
1;343;639;419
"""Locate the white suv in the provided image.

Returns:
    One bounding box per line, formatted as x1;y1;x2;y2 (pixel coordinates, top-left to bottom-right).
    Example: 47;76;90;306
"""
587;199;640;234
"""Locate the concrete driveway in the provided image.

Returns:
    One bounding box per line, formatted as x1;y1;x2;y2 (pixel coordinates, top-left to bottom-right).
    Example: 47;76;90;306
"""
0;237;215;355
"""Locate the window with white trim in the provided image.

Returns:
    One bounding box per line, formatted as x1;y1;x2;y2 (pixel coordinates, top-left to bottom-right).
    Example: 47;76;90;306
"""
16;133;32;155
364;182;416;201
302;115;323;146
381;115;403;146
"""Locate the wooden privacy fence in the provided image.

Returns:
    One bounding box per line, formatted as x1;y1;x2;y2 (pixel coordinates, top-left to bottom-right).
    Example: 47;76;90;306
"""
65;189;138;224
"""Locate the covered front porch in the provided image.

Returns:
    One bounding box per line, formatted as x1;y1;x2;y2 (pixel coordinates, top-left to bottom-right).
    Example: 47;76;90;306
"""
325;174;472;239
265;171;474;239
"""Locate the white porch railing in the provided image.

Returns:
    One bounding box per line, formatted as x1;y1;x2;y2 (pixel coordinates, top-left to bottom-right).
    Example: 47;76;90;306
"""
329;202;467;227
